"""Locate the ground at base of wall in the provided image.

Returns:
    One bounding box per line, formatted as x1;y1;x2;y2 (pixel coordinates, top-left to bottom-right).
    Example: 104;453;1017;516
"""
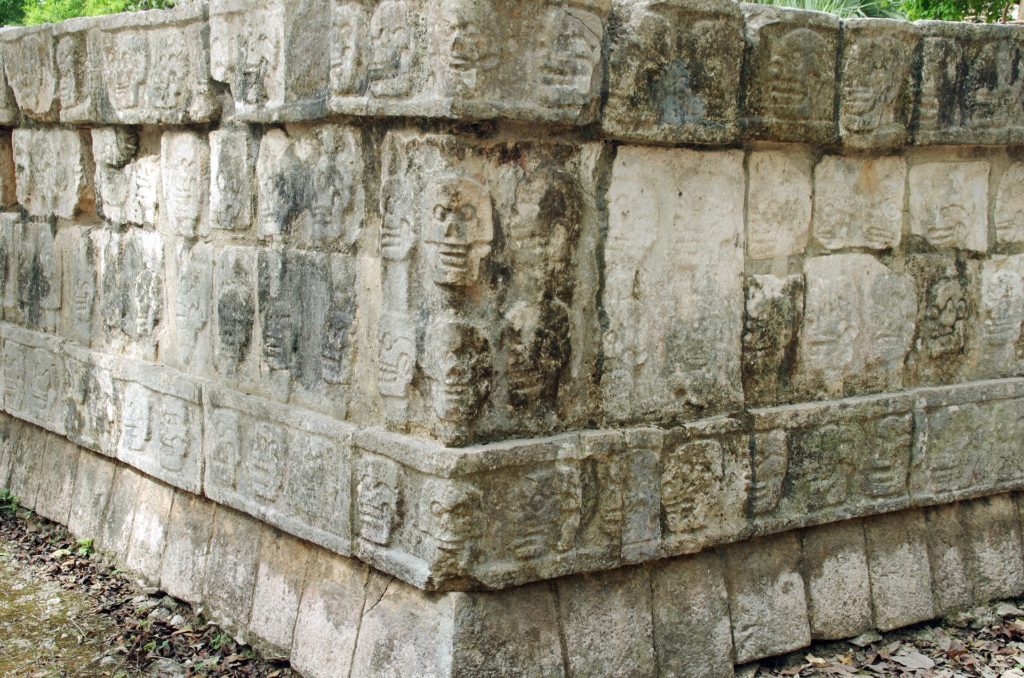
751;600;1024;677
0;501;295;678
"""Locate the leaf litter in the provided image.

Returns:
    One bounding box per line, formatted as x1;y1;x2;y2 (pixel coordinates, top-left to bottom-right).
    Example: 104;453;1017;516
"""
0;502;295;677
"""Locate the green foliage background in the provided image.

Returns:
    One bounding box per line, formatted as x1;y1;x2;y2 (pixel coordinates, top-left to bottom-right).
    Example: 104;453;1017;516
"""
2;0;175;25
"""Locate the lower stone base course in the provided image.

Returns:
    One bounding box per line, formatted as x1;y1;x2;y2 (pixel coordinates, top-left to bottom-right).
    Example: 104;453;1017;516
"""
5;417;1024;677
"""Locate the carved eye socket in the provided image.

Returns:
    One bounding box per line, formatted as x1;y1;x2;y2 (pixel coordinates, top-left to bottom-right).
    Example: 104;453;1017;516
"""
431;501;445;517
458;204;476;221
434;205;449;221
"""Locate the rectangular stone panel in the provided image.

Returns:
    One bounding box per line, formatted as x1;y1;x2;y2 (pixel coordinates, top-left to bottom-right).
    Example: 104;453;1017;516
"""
210;126;255;232
98;465;142;561
742;273;804;406
1;324;66;436
256;124;365;248
67;450;116;541
839;19;918;149
290;553;369;678
652;551;733;678
996;160;1024;246
450;583;565;677
249;531;317;656
91;3;219;124
125;479;175;584
603;146;744;426
812;155;906;251
916;22;1024;145
203;385;354;555
33;436;79;526
63;343;118;456
794;254;916;399
377;131;603;444
12;128;94;219
202;506;263;635
904;253;980;386
741;4;839;144
557;568;656;677
973;255;1024;380
865;510;935;631
746;149;813;260
165;240;214;376
55;225;100;347
925;503;974;615
961;495;1024;601
92;127;160;227
908;160;989;253
54;17;102;123
0;24;58;121
0;48;17;125
14;219;61;333
97;228;165;361
602;0;744;144
725;532;811;664
160;130;210;238
159;491;215;605
210;0;331;122
114;361;204;495
328;0;610;125
802;521;872;640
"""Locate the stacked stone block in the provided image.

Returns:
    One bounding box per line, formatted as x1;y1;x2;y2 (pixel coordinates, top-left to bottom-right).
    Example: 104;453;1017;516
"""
1;1;1024;675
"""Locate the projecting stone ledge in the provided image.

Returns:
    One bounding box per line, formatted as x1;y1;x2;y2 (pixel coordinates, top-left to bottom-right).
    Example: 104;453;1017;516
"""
4;419;1024;677
2;2;1024;146
7;319;1024;591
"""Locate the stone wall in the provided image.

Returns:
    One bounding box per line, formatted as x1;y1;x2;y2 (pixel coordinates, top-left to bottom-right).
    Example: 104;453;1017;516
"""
2;1;1024;675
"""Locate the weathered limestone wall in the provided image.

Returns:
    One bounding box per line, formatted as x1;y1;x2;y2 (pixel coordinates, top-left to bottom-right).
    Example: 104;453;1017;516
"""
2;1;1024;675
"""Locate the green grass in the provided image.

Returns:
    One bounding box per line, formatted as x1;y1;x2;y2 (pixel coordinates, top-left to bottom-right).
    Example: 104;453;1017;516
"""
3;0;177;26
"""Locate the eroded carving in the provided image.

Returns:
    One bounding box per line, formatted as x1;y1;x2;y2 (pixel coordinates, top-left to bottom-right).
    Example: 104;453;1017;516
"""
378;311;415;399
423;174;493;288
250;422;287;501
122;383;152;452
424;319;492;427
509;463;581;559
536;5;602;109
751;430;788;515
368;0;415;97
157;397;190;473
661;439;723;535
356;455;403;546
419;478;483;572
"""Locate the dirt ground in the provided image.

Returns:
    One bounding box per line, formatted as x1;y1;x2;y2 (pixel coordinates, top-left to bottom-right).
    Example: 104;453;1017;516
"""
0;494;295;678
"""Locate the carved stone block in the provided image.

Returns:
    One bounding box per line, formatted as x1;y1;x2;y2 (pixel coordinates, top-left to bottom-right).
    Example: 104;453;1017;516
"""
115;364;203;494
63;344;118;456
916;22;1024;145
67;451;117;542
925;503;974;614
204;387;354;555
378;131;601;444
255;125;364;248
905;253;979;386
92;127;160;227
54;17;102;123
254;247;359;417
0;25;59;121
0;214;18;323
168;242;214;375
743;273;804;406
327;0;610;125
0;325;65;436
97;229;164;360
742;4;839;144
909;160;989;253
0;48;17;125
659;428;750;554
210;127;254;232
159;491;215;605
55;226;99;346
16;220;60;333
973;255;1024;379
813;155;906;251
213;246;257;379
603;146;744;425
962;495;1024;601
839;19;918;149
746;149;813;260
160;130;209;238
995;161;1024;246
725;532;811;664
94;3;219;124
12;128;94;219
795;255;916;398
210;0;330;121
602;0;744;144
